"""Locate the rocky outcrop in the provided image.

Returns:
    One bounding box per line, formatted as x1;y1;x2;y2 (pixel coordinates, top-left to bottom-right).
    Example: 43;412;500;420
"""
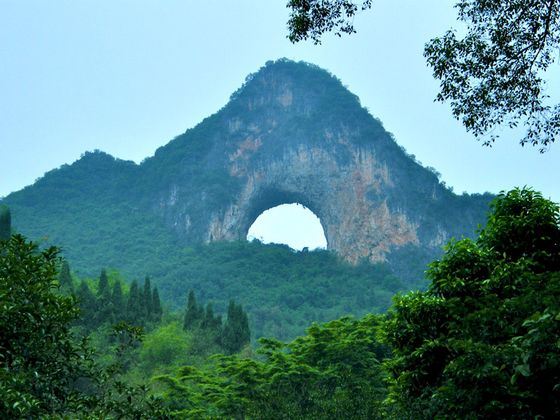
147;59;493;264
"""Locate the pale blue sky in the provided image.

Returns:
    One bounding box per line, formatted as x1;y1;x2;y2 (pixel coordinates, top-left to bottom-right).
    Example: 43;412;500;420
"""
1;1;559;249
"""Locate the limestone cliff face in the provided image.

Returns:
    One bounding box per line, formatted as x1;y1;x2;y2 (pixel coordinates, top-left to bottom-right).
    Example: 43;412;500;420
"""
147;59;492;264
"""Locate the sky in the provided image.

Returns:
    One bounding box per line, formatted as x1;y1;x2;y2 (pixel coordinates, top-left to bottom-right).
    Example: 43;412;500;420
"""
1;0;559;249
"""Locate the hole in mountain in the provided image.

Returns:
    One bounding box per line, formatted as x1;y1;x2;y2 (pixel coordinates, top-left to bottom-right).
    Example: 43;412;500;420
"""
247;203;327;251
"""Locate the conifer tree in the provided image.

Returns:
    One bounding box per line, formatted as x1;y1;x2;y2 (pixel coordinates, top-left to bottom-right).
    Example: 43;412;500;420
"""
76;281;97;331
58;260;74;295
183;290;201;330
127;280;144;324
0;205;11;240
221;300;251;354
98;269;109;297
201;303;215;330
152;287;162;322
143;276;153;319
95;269;113;326
112;279;124;322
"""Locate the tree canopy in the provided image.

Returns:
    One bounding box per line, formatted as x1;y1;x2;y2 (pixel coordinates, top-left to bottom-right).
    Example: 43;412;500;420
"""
287;0;560;149
382;188;560;418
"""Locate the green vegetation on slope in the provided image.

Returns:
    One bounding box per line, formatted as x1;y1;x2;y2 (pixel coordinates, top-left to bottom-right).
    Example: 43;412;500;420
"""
154;239;407;341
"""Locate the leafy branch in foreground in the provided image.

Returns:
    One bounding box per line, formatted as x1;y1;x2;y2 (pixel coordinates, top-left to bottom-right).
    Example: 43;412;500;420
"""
0;235;168;418
382;188;560;418
425;0;560;149
287;0;560;149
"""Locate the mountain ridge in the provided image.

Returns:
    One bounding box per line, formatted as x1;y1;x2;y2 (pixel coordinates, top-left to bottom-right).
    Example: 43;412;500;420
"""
2;58;493;284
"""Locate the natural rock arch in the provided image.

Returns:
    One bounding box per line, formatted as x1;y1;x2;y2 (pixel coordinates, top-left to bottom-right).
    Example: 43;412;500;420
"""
151;60;492;264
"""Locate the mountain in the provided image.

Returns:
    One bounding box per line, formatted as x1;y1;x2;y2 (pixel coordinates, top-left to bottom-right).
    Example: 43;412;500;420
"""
2;59;493;338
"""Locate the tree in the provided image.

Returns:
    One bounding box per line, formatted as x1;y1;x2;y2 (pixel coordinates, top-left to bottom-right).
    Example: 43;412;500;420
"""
97;269;109;297
382;188;560;418
76;280;97;331
96;269;113;326
0;235;79;416
0;205;11;240
152;286;163;323
143;276;153;319
58;259;74;294
158;315;388;418
111;278;124;321
183;290;202;330
127;280;144;324
287;0;560;149
221;300;251;354
0;234;168;417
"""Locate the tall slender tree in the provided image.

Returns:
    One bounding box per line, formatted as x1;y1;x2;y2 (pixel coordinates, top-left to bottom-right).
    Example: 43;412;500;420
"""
76;281;97;331
222;300;251;354
58;260;74;295
127;280;143;324
0;205;11;240
152;287;162;322
143;276;153;319
183;290;202;330
111;279;124;322
98;269;109;297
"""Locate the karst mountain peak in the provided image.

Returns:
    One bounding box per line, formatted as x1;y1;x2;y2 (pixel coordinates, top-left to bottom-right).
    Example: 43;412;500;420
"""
2;59;492;282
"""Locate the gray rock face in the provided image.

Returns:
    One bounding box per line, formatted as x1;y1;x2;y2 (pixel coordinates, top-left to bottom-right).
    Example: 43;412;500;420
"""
149;59;492;264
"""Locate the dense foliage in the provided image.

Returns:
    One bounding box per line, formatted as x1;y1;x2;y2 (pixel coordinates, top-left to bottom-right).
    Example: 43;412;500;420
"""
0;235;168;418
382;189;560;418
159;240;406;340
2;188;559;417
157;315;388;418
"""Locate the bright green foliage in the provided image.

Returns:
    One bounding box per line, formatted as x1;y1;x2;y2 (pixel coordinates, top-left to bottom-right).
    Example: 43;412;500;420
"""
138;322;191;376
382;188;560;418
158;315;388;418
0;205;11;240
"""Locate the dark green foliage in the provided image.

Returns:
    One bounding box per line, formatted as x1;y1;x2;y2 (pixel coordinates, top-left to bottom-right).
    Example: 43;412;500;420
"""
183;290;202;330
152;287;162;322
95;269;113;326
0;205;11;240
76;280;97;331
221;300;251;354
287;0;373;44
158;315;388;418
58;259;74;294
382;188;560;418
288;1;560;148
0;235;168;418
111;279;124;321
425;0;560;148
127;280;144;324
0;235;79;416
165;241;406;341
143;276;153;318
97;268;109;297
